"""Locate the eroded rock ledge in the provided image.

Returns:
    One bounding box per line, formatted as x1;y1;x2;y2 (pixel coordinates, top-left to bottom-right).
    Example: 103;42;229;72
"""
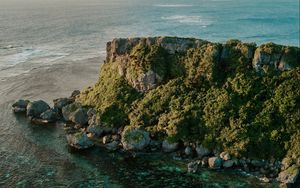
106;37;299;92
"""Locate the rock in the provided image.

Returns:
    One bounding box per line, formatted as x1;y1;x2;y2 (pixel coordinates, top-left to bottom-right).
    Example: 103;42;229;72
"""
259;177;270;183
87;108;96;118
281;157;294;171
66;132;94;149
184;146;193;156
162;140;179;153
53;98;73;110
121;127;150;151
12;99;30;113
62;103;81;121
112;134;121;141
102;135;112;144
220;151;231;161
86;120;105;137
187;161;199;173
40;109;58;123
69;108;88;125
277;165;300;184
105;141;119;151
70;90;80;98
208;157;223;169
223;160;234;168
195;145;210;157
129;70;163;92
201;157;209;167
26;100;50;118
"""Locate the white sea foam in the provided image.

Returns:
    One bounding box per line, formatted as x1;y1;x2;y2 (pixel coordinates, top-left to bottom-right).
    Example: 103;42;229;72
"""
161;15;212;26
154;4;193;8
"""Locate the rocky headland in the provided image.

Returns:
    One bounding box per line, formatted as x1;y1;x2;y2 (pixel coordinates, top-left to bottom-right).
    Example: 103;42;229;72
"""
13;37;300;187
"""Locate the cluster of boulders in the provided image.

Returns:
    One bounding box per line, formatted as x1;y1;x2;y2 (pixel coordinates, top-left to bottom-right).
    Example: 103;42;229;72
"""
12;92;299;186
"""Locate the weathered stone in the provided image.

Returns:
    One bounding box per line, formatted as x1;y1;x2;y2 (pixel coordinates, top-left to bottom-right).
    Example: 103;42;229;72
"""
70;90;80;98
195;145;210;157
69;108;88;125
86;122;104;137
102;135;112;144
121;127;150;151
40;109;58;123
208;157;223;169
62;103;81;121
277;165;299;184
87;108;96;118
53;98;73;110
12;99;30;113
162;140;179;153
26;100;50;118
66;132;94;149
220;151;231;161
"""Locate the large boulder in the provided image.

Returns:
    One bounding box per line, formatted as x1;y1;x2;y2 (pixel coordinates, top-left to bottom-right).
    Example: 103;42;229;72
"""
277;165;300;184
12;99;30;113
195;145;210;157
26;100;50;118
162;140;179;153
69;108;88;125
40;109;58;123
53;98;73;110
66;132;94;149
62;103;87;124
121;127;150;151
208;157;223;169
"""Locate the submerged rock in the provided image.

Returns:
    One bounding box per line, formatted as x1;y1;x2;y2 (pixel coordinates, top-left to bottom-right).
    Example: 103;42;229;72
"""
121;127;150;151
162;140;179;153
66;132;94;149
26;100;50;118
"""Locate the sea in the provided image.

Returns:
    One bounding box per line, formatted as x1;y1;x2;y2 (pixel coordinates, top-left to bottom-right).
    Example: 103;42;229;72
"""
0;0;299;187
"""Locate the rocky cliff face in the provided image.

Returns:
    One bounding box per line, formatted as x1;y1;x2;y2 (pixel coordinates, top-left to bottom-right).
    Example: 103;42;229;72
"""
77;37;300;167
105;37;299;92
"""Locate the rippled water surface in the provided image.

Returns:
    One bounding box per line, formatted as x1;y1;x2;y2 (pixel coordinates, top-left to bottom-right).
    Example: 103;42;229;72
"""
0;0;298;187
0;0;299;77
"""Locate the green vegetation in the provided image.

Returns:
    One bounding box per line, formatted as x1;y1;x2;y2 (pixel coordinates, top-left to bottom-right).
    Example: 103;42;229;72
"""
77;38;300;163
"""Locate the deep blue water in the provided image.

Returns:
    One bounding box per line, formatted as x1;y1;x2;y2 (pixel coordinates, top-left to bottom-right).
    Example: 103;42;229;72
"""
0;0;299;76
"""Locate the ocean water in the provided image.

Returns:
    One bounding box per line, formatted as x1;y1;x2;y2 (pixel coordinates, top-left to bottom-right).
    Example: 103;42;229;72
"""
0;0;299;77
0;0;299;187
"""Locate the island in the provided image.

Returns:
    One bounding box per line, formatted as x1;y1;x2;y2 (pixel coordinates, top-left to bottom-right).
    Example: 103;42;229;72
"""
12;37;300;187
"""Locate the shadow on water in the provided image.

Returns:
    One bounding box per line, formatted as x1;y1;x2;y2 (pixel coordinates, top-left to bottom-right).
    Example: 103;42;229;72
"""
1;103;278;188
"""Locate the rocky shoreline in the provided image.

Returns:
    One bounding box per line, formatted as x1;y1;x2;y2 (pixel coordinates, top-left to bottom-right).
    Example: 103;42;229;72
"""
12;92;299;187
11;36;300;187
